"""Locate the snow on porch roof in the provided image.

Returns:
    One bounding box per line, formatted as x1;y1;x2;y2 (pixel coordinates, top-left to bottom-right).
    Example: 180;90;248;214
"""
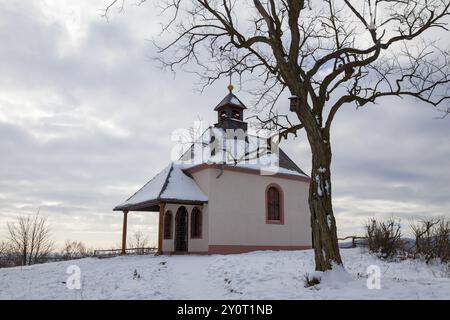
113;163;208;212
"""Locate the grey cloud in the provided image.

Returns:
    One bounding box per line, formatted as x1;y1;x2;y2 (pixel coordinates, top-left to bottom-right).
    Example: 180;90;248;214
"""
0;1;449;247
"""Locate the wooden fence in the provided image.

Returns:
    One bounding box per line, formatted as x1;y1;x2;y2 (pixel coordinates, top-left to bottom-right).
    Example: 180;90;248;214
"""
338;236;368;248
93;247;157;259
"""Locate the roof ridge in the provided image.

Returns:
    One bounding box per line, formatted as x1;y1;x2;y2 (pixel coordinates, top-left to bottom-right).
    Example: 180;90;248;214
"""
157;163;174;200
177;127;308;177
177;126;212;162
122;163;172;203
278;148;308;177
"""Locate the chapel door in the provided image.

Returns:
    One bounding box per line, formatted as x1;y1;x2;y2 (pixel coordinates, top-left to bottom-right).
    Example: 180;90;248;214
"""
175;207;188;252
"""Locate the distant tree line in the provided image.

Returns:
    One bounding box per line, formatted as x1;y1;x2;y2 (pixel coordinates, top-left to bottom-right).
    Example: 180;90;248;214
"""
0;212;54;268
0;211;154;268
0;212;93;268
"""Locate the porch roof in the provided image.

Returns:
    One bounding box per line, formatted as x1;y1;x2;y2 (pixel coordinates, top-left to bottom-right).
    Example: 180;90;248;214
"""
113;163;208;212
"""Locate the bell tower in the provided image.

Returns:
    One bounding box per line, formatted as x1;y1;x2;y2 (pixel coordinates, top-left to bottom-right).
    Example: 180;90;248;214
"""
214;84;248;131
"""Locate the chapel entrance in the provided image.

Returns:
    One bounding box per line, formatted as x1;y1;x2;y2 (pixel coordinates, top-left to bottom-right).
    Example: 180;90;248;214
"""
175;206;188;252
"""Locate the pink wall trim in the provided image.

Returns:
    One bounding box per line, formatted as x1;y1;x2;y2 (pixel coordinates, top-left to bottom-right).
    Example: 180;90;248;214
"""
185;163;311;183
208;245;312;254
163;251;209;255
161;245;312;255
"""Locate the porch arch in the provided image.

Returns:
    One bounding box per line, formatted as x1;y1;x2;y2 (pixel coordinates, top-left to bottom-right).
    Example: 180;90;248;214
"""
174;206;189;252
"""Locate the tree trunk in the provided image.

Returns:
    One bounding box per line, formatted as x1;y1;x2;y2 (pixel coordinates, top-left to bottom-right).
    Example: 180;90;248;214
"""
307;135;343;271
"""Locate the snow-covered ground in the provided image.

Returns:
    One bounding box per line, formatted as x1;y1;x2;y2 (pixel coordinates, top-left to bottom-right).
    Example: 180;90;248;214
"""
1;248;449;300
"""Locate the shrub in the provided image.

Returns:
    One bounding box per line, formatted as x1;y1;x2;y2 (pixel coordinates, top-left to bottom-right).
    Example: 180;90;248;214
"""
434;219;450;263
365;217;403;260
410;217;450;264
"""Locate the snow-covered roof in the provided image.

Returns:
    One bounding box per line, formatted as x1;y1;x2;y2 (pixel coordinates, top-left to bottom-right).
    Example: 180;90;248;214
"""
161;165;208;202
178;127;309;178
114;163;208;212
214;93;247;111
114;92;308;212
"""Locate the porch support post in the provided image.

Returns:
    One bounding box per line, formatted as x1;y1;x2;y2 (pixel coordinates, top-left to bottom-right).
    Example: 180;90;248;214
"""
157;202;166;255
121;210;129;255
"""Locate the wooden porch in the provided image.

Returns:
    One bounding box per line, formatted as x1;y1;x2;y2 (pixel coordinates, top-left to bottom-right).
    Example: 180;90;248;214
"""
116;200;206;255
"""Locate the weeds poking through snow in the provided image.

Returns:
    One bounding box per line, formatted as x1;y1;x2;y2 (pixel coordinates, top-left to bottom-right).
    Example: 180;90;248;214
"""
303;273;321;288
133;269;141;280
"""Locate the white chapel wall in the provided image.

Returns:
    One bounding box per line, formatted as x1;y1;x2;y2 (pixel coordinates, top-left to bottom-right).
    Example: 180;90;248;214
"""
205;168;312;247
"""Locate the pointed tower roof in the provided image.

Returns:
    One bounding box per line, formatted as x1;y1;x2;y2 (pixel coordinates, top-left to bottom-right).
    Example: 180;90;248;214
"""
214;92;247;111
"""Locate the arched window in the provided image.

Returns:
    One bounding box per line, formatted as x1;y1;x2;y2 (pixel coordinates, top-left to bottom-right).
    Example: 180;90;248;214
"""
266;184;284;224
163;211;173;239
190;207;202;239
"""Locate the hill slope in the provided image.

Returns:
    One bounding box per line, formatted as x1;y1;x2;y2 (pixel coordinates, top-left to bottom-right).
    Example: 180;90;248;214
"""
0;248;449;300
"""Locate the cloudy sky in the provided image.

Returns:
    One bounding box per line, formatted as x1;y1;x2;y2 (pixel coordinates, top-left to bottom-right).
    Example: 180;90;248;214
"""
0;1;449;249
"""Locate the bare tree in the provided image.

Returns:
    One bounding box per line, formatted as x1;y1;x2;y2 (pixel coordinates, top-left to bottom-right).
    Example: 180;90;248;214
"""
62;240;89;260
105;0;450;270
0;241;14;268
7;211;54;266
410;217;440;257
434;218;450;263
411;217;450;263
0;241;7;255
128;231;150;254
